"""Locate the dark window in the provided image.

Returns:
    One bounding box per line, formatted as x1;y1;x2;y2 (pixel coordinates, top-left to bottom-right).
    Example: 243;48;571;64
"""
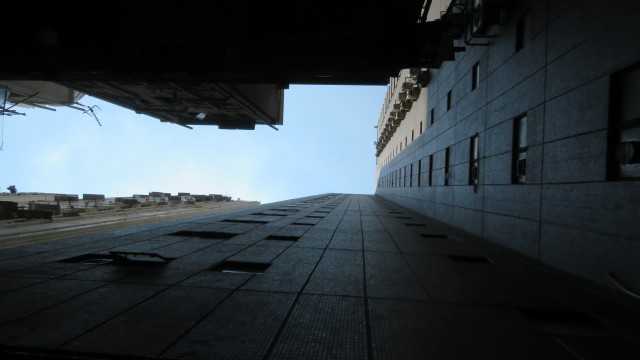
444;147;451;186
417;160;422;187
410;163;413;187
404;166;408;187
472;62;480;90
446;90;452;111
420;121;423;134
516;14;526;52
608;62;640;179
412;130;414;142
430;108;435;125
512;114;528;184
469;135;480;188
428;155;433;186
405;137;408;147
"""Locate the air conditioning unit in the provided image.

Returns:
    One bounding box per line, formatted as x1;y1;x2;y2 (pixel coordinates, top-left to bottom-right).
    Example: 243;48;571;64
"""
415;70;431;87
472;0;507;35
396;110;406;120
402;99;413;111
398;91;408;100
402;82;414;90
410;86;421;100
393;103;402;110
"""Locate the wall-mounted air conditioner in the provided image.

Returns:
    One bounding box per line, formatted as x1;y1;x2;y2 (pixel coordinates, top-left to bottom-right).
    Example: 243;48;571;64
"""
410;86;421;100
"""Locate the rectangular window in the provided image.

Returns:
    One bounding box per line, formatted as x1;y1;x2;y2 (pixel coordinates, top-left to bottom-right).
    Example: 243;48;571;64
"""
469;135;480;186
512;114;528;184
412;130;414;142
608;62;640;179
472;62;480;90
428;155;433;186
446;90;452;111
404;166;409;187
417;160;422;186
516;14;526;52
430;108;435;125
444;147;451;186
409;163;413;187
420;121;423;134
405;137;408;147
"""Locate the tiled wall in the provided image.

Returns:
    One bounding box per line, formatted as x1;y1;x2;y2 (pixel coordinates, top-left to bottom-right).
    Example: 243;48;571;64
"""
376;0;640;291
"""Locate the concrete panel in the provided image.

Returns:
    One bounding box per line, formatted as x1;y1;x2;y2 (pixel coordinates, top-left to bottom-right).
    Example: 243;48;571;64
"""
486;69;545;129
544;77;609;142
540;223;640;292
483;185;541;221
482;212;540;259
541;182;640;240
542;130;607;183
484;120;512;157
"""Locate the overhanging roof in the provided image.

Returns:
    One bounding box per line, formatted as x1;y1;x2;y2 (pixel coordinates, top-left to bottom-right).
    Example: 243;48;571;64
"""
0;1;459;129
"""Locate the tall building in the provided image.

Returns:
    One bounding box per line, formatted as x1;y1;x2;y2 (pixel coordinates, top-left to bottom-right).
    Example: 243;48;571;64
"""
0;0;639;358
375;0;640;296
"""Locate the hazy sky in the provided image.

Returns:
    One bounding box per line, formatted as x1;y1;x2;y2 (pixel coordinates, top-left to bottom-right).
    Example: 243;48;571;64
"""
0;85;385;204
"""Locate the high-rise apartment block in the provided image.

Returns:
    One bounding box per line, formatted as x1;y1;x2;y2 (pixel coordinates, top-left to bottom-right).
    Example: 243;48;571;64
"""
375;0;640;293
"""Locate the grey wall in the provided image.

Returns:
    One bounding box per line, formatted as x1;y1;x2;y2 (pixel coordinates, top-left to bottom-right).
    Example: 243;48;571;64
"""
375;0;640;293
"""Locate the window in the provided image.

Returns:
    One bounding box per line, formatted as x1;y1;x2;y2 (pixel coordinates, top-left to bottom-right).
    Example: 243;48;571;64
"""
512;114;528;184
516;14;526;52
428;155;433;186
405;137;408;147
430;108;435;125
410;163;413;187
417;160;422;187
420;121;423;134
412;130;414;142
444;147;451;186
469;135;480;190
472;62;480;90
608;62;640;179
404;166;408;187
446;90;452;111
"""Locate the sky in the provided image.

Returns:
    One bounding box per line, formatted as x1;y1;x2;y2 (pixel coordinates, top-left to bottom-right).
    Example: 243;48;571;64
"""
0;85;386;204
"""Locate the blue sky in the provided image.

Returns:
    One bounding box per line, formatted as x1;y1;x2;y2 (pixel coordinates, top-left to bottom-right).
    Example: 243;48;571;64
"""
0;85;385;204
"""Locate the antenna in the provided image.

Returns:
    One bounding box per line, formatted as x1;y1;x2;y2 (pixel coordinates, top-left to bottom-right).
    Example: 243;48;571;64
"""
76;103;102;126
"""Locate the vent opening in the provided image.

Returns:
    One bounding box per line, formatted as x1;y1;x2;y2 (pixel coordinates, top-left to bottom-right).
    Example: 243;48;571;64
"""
170;231;236;239
59;254;113;265
59;252;174;266
222;219;270;224
396;216;412;219
405;223;426;227
252;212;287;217
209;261;271;274
110;251;173;264
266;235;300;242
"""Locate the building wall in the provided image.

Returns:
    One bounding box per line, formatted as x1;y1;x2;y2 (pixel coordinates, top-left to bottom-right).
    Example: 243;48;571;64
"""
375;0;640;292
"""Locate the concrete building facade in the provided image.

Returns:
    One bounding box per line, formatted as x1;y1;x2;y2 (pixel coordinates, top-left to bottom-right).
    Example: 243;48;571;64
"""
375;0;640;294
